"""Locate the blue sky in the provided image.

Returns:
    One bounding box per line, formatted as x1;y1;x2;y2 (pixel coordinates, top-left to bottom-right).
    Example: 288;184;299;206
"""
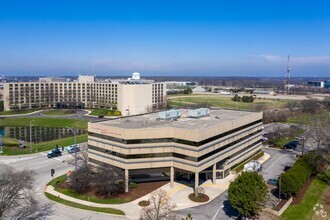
0;0;330;77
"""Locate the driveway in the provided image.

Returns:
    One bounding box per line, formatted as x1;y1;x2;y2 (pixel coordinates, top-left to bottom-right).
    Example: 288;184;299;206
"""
177;148;296;220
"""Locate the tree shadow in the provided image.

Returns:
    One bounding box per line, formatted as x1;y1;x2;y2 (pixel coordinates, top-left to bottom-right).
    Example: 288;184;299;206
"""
222;200;240;219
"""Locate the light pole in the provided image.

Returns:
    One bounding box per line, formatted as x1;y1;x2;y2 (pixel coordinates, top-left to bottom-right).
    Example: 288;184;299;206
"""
66;126;77;171
0;135;3;154
30;120;35;152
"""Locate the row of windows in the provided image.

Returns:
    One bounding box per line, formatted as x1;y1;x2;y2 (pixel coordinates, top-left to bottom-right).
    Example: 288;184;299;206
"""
89;119;262;147
88;135;262;163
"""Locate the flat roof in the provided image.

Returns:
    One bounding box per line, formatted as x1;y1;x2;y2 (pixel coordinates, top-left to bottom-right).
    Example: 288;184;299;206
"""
95;109;260;130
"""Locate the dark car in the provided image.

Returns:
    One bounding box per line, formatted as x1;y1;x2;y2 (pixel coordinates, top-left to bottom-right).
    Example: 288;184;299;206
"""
47;149;62;158
283;166;292;172
284;143;297;150
267;178;277;186
290;140;299;146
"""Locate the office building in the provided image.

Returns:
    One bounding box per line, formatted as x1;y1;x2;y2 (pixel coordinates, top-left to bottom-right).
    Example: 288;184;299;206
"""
88;108;263;192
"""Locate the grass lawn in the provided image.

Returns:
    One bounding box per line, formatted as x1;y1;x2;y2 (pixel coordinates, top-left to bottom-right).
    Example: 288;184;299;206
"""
43;109;76;116
48;174;131;204
90;109;121;117
281;171;330;220
44;192;125;216
2;134;87;155
0;109;38;115
287;112;330;124
169;95;292;110
0;117;88;130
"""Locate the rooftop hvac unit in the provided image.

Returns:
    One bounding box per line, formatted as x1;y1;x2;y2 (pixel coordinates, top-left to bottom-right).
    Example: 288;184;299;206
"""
188;108;209;118
157;109;181;120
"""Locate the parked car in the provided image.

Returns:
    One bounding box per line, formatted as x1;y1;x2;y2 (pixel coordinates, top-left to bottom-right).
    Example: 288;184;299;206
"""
283;166;292;172
284;143;297;150
68;144;80;153
47;149;62;158
290;140;299;146
267;178;277;186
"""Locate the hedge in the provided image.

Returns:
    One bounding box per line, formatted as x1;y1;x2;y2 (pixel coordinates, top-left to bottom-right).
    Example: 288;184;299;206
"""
279;155;313;198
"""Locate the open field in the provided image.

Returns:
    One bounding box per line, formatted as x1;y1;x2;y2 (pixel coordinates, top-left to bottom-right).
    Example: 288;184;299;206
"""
45;192;125;216
281;171;330;220
1;134;87;155
43;109;76;116
168;95;293;110
0;117;88;130
287;112;330;124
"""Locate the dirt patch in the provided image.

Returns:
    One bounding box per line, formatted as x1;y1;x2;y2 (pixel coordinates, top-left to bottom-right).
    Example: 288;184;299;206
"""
138;200;150;207
58;181;168;202
274;198;289;211
258;210;281;220
117;181;168;201
188;193;210;203
291;176;315;205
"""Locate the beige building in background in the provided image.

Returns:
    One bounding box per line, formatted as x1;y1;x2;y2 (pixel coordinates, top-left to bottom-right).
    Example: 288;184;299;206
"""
88;108;263;192
3;74;166;116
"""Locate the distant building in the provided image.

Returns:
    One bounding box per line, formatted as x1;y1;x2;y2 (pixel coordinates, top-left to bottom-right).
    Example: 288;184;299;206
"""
307;81;330;88
78;75;95;83
39;77;66;83
192;86;206;93
165;81;198;88
3;73;166;116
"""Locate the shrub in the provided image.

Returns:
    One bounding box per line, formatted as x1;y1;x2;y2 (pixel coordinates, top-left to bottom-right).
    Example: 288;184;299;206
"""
129;182;137;189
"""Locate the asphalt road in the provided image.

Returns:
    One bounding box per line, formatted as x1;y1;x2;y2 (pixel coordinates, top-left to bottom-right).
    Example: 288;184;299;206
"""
0;152;125;220
177;148;297;220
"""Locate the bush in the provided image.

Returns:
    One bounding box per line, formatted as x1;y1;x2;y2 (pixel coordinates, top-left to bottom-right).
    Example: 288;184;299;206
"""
279;154;314;198
129;182;137;189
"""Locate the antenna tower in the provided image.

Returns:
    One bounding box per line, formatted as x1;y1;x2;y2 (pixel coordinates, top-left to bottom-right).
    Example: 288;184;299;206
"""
286;55;291;95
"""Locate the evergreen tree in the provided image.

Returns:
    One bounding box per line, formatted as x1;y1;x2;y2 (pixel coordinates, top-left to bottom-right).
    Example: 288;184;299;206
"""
228;172;268;218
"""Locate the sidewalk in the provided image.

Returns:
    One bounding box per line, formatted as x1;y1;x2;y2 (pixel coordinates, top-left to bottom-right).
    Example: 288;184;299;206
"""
45;152;271;219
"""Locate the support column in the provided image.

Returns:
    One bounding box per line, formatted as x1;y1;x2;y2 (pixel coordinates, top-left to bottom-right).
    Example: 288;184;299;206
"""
170;166;174;188
194;172;199;197
125;169;129;193
212;164;217;184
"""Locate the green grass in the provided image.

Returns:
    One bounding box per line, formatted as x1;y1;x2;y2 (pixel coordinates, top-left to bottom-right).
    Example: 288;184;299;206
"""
287;112;330;124
2;134;87;155
0;109;38;115
90;109;121;117
47;174;131;204
232;151;265;173
169;95;292;111
43;109;76;116
0;117;87;130
272;129;305;148
44;192;125;216
281;171;330;220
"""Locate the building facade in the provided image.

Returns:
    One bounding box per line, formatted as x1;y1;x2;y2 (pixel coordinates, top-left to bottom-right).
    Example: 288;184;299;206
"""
87;108;263;192
3;80;166;116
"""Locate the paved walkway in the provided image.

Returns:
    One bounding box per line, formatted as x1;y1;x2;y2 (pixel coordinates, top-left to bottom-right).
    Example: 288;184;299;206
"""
45;152;270;219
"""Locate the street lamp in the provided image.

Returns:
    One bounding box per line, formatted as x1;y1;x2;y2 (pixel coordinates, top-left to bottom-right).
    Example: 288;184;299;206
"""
30;120;35;152
66;126;77;171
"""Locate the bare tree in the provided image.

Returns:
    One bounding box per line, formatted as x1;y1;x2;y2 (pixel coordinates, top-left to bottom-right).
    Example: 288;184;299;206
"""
94;164;124;197
75;143;89;168
306;117;330;151
140;189;177;220
0;167;53;219
69;165;93;193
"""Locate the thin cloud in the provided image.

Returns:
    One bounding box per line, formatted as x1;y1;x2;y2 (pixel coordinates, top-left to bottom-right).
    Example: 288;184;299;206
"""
258;54;330;65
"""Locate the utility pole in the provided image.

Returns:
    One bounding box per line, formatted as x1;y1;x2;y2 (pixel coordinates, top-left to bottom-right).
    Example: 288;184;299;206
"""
66;126;77;171
29;120;35;152
286;55;291;95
